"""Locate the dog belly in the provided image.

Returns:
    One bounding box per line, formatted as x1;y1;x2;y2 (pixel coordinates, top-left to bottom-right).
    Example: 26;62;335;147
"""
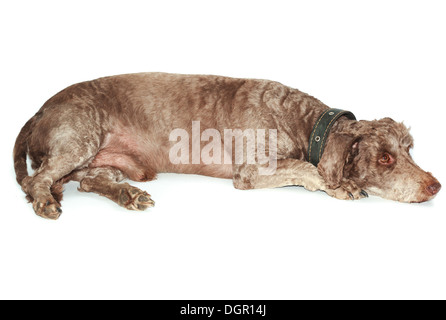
91;127;234;181
91;149;233;180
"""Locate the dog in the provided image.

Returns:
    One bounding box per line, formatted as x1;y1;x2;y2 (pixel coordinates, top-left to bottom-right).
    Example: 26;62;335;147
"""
13;73;441;219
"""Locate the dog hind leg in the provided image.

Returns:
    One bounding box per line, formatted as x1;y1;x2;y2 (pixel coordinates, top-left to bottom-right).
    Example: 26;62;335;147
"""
78;167;155;211
22;152;94;219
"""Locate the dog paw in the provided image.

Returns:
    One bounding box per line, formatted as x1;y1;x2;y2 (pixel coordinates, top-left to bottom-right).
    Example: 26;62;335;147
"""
323;180;368;200
118;187;155;211
33;199;62;220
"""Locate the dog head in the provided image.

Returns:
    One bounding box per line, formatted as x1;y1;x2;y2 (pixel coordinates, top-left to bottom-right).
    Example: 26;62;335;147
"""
318;118;441;202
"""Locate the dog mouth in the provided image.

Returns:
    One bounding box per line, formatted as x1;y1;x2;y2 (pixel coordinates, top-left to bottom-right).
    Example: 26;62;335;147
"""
363;179;441;203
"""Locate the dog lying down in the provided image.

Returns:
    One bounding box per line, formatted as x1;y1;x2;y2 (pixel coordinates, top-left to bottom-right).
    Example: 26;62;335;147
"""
13;73;441;219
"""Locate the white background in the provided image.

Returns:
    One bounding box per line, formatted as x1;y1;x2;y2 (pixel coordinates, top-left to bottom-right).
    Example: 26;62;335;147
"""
1;0;445;300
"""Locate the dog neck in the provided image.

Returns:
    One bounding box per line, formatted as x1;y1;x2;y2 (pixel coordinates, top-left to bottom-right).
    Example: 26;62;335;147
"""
307;108;356;166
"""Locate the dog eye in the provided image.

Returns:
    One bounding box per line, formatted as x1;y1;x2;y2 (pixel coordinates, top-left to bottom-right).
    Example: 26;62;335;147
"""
379;153;394;165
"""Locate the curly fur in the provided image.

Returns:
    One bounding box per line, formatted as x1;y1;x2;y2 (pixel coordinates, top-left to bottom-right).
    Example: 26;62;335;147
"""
13;73;441;219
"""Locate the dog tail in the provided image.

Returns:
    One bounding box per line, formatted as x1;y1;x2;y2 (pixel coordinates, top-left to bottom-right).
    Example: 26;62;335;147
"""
13;116;35;186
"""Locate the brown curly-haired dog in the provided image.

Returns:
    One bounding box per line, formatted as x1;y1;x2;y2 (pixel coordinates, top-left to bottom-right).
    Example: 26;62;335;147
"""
13;73;441;219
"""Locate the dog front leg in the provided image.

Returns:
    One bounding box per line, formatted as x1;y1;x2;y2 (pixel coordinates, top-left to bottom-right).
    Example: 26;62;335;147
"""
232;158;368;200
232;158;326;192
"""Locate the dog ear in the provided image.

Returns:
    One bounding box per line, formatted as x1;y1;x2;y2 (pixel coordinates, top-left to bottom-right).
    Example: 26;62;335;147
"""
317;133;360;188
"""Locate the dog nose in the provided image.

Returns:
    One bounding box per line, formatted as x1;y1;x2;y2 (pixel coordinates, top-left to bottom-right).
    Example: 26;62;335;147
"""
426;182;441;196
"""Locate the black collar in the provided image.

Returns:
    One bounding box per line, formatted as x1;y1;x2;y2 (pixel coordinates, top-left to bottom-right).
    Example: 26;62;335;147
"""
307;108;356;167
